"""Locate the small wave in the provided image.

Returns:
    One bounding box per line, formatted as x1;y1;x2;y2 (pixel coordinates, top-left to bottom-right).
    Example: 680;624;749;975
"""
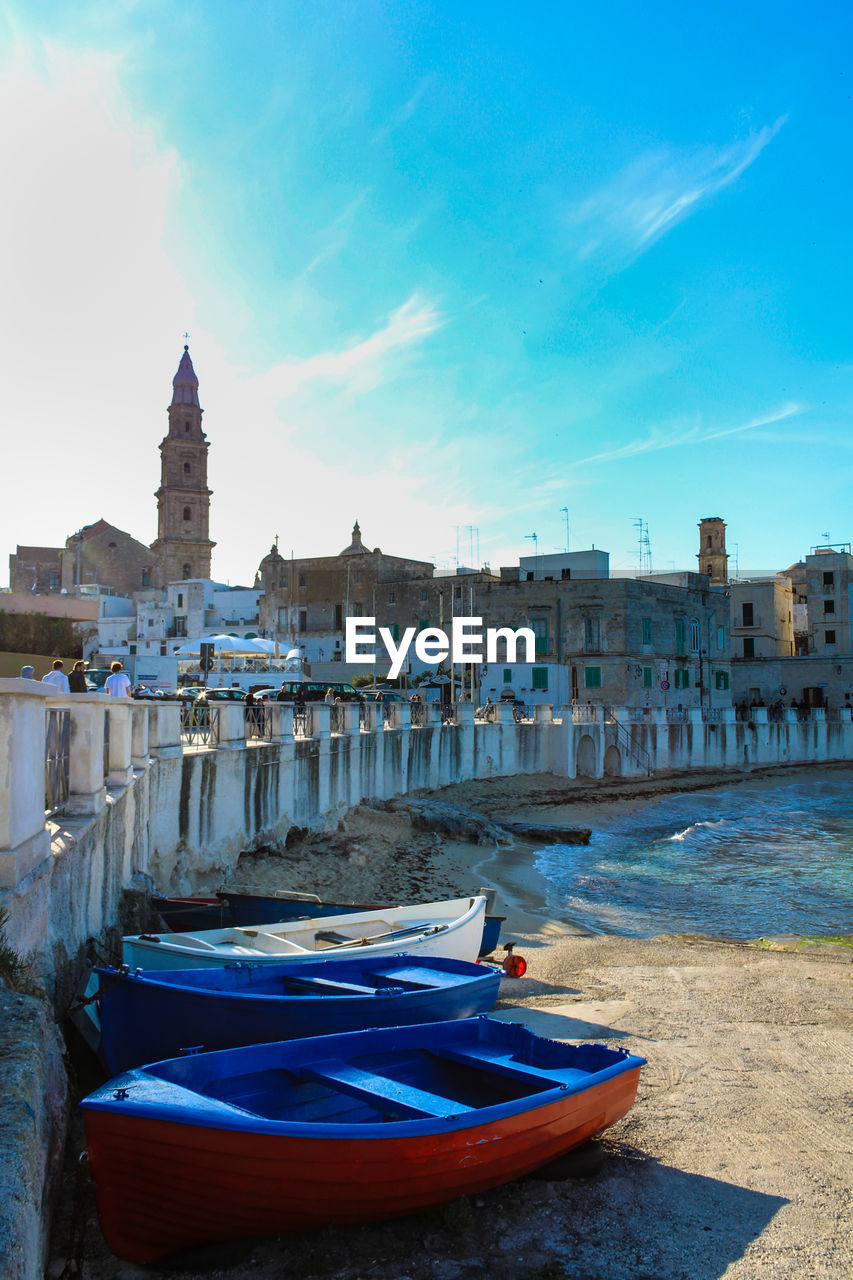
664;818;728;843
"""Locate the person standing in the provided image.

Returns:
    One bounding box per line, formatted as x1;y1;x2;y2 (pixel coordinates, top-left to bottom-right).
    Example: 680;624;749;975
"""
69;661;88;693
42;660;70;693
104;661;132;698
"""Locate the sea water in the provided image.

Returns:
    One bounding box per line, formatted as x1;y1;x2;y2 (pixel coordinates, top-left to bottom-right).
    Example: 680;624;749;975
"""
535;775;853;939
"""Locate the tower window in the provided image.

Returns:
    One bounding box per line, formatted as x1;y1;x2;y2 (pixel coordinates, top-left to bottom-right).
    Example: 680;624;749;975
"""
184;421;190;434
182;564;191;580
183;463;191;474
183;506;191;521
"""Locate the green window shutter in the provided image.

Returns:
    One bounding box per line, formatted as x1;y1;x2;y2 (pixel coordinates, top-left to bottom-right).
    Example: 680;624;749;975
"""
418;619;429;631
675;619;686;655
532;667;548;690
715;671;729;691
391;623;399;642
643;666;652;688
503;668;512;683
642;618;652;645
584;666;602;689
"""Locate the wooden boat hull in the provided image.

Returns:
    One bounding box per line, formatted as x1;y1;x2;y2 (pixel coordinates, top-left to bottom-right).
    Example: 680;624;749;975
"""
124;895;487;970
81;1018;645;1263
96;956;501;1074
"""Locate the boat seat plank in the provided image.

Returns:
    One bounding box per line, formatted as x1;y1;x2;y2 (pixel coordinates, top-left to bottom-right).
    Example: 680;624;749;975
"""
279;975;380;996
364;965;467;990
435;1045;589;1088
299;1060;468;1119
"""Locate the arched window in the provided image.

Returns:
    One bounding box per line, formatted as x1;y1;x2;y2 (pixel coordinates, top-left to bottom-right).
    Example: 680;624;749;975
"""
183;506;191;521
182;563;191;580
690;619;700;652
183;462;191;474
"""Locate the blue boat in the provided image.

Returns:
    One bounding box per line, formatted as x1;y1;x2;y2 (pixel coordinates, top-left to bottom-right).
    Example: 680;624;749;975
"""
95;954;501;1074
81;1016;646;1263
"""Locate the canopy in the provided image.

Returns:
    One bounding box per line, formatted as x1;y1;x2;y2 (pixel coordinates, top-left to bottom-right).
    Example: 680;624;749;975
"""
174;635;267;656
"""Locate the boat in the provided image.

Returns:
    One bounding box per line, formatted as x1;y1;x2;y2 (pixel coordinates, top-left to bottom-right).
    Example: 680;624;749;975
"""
94;955;502;1074
152;888;505;956
81;1016;647;1263
123;895;487;971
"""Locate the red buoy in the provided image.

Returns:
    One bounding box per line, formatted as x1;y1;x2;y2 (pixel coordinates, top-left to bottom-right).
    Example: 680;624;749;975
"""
501;942;527;978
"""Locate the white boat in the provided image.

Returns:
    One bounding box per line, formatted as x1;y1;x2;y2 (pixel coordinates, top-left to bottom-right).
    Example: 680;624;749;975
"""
122;896;487;971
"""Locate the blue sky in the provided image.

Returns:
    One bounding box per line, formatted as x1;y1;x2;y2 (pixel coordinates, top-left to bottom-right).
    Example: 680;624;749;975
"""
1;1;851;586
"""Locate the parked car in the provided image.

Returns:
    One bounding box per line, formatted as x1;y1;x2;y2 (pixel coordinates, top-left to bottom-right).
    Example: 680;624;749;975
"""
363;688;407;702
195;687;246;703
251;688;279;703
276;680;363;703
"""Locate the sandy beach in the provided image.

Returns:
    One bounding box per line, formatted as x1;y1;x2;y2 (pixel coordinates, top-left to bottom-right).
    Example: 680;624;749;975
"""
49;765;853;1280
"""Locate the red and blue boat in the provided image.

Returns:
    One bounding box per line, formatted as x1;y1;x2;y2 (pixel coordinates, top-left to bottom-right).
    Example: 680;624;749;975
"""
94;955;501;1074
81;1016;645;1263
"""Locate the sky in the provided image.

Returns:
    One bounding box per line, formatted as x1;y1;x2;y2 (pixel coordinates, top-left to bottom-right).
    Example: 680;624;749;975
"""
1;1;851;587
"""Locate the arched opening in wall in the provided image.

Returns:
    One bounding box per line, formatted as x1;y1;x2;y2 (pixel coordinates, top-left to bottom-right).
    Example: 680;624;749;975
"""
182;564;191;580
576;734;596;777
183;506;191;521
603;744;622;777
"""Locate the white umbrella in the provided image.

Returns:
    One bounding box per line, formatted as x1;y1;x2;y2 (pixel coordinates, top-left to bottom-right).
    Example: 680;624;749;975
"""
174;635;267;656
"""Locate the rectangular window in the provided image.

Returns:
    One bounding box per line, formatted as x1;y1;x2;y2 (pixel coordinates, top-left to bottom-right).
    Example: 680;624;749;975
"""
584;666;602;689
503;668;512;683
825;630;836;645
642;618;652;645
390;622;400;642
823;571;834;587
177;593;183;608
743;637;754;658
418;618;430;631
387;592;396;605
532;618;549;653
298;609;307;634
298;574;306;588
420;589;428;601
690;620;700;653
643;666;652;688
823;599;835;615
717;625;725;652
742;602;754;627
674;668;690;689
334;604;343;630
584;617;600;651
715;671;730;690
173;616;187;637
532;667;548;690
675;619;686;655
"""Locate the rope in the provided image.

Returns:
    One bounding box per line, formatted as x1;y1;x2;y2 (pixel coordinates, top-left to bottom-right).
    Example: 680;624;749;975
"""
66;964;130;1015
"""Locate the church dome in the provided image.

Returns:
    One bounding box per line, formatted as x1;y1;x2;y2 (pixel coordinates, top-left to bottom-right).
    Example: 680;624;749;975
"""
340;521;369;555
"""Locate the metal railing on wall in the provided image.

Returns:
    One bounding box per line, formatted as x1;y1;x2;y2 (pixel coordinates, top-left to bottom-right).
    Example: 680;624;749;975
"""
181;702;220;747
329;704;346;734
410;701;425;727
45;708;70;817
293;706;313;738
102;710;110;780
245;705;272;741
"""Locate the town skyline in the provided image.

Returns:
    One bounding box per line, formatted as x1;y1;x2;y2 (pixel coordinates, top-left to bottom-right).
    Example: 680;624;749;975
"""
1;3;851;586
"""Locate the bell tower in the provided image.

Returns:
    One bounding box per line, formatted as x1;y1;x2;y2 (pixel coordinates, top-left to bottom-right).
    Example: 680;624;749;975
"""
697;517;728;585
151;346;215;583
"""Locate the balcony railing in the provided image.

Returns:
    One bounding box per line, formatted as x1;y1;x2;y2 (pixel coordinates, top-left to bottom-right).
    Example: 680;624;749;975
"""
181;702;219;747
45;708;70;816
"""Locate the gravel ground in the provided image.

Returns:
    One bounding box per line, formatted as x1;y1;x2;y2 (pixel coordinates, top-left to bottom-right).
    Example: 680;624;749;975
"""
47;768;853;1280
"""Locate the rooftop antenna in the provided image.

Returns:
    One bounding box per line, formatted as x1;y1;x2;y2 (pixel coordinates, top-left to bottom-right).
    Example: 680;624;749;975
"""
525;531;539;578
560;506;570;553
821;530;830;545
633;518;652;575
732;542;739;580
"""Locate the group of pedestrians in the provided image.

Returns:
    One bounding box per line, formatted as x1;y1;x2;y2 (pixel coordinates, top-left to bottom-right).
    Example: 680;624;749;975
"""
25;659;132;697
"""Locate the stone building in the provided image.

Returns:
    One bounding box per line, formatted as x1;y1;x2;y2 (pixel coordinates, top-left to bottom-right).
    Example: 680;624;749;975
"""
257;522;435;659
805;544;852;656
729;578;794;659
7;545;63;594
150;346;215;583
61;519;158;596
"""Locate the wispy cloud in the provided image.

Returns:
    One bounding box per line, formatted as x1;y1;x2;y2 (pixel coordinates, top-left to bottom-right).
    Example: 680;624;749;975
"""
254;294;445;400
570;118;787;265
573;402;804;468
371;76;435;144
